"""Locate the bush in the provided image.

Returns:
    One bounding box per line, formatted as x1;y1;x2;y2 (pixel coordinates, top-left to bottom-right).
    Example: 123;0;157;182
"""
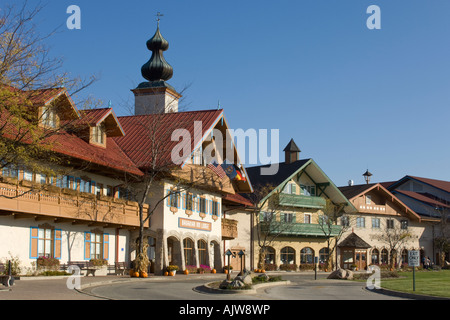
37;256;60;271
299;263;315;271
89;258;107;267
279;263;297;271
263;263;278;271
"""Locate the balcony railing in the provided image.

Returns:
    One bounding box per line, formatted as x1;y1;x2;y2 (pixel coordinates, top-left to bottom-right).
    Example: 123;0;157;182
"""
260;222;342;237
278;193;326;209
0;180;148;228
221;218;238;240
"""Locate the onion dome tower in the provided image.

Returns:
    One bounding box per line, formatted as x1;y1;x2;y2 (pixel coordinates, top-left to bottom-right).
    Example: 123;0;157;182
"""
132;16;181;115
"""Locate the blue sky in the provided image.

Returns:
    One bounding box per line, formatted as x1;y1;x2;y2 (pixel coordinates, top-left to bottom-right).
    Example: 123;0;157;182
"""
12;0;450;187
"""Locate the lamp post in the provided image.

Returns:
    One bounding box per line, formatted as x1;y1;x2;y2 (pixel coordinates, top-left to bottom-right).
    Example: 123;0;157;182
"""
238;250;245;276
363;169;372;184
225;249;233;281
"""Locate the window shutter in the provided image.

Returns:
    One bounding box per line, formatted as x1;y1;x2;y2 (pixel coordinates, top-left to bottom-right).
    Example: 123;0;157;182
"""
166;190;170;207
280;212;285;222
84;232;91;260
54;229;62;259
182;193;186;210
103;233;109;260
30;227;39;259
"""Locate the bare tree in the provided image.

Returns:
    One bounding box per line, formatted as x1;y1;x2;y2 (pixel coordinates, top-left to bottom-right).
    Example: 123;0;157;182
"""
433;206;450;267
371;219;414;269
0;1;97;188
317;199;350;270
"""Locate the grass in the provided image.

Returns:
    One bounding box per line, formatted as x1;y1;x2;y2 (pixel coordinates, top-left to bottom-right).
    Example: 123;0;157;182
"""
380;270;450;298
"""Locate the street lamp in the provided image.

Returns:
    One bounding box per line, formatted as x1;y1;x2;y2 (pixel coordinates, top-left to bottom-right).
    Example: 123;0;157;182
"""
224;249;234;281
238;250;245;276
363;169;372;184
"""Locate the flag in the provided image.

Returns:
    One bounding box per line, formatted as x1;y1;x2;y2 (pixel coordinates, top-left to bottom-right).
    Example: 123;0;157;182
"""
208;161;226;179
221;162;237;179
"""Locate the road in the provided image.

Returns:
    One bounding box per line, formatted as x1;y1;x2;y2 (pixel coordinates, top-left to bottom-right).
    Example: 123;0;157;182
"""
84;272;406;300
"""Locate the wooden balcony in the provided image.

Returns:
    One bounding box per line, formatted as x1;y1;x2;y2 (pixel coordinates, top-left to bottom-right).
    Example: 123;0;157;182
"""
0;181;148;228
221;218;238;240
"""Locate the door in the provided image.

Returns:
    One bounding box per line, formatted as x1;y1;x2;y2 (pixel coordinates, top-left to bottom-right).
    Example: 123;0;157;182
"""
356;250;367;270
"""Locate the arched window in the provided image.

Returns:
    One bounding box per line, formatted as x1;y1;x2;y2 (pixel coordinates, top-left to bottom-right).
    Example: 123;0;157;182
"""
371;249;380;265
183;238;194;266
300;247;314;264
319;248;329;264
401;249;408;266
280;247;295;265
263;246;275;264
381;249;389;264
198;240;207;266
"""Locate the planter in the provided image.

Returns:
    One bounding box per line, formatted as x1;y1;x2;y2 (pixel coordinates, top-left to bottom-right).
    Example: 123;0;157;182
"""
92;265;108;276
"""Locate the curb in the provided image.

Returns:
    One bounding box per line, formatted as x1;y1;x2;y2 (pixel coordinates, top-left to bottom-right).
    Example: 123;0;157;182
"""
196;280;291;295
365;287;450;300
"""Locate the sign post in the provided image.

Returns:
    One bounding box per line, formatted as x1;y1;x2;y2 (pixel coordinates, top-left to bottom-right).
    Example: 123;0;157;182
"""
314;256;319;280
408;250;420;291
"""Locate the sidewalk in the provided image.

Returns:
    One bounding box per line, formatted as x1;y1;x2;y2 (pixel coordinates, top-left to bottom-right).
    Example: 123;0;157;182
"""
0;273;227;300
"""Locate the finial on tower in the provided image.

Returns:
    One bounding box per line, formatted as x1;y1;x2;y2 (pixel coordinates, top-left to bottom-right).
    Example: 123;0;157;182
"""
141;13;173;82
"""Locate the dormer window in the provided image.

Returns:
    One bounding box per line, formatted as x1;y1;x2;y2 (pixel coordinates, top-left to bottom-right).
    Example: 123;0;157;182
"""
91;124;106;146
41;106;57;128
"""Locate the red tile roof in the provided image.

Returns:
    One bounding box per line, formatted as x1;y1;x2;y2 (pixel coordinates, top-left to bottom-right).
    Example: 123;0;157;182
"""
114;109;224;170
408;176;450;194
395;190;450;209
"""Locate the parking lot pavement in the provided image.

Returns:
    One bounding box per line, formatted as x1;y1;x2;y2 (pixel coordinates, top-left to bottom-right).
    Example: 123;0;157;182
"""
0;273;226;300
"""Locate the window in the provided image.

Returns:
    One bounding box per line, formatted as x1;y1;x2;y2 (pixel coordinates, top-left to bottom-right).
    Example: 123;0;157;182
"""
263;247;275;264
356;217;365;228
30;227;62;259
118;187;130;200
304;213;312;224
212;200;219;217
372;218;380;229
319;215;329;225
183;238;194;266
92;124;105;145
366;195;372;205
38;228;53;258
301;185;316;196
381;249;389;264
199;197;207;213
2;164;18;179
300;247;314;264
90;233;103;259
41;106;57;128
341;216;350;227
84;231;109;260
319;248;329;264
283;213;294;223
198;240;207;266
401;249;408;264
280;247;295;265
261;211;274;222
23;170;33;182
401;220;408;230
386;219;394;229
371;249;380;265
185;193;194;211
170;190;180;208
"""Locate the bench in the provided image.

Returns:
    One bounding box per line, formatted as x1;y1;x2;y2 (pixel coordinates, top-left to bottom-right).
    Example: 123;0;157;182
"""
67;261;99;277
115;262;128;276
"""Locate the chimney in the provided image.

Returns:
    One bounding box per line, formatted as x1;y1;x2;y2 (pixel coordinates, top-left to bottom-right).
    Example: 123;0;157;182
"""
283;139;301;164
